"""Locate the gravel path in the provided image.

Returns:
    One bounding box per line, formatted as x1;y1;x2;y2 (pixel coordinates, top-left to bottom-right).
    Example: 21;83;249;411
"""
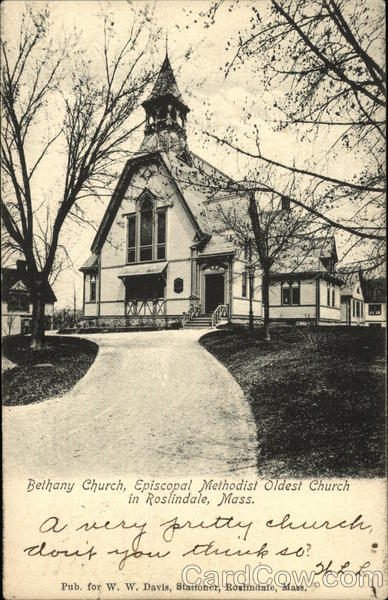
3;330;258;477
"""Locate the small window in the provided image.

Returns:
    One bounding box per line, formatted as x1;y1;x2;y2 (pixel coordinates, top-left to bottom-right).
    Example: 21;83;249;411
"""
356;301;360;318
291;285;300;305
127;215;136;263
242;272;247;298
360;302;364;318
282;285;290;305
332;288;335;307
90;275;97;302
281;196;290;211
157;210;166;260
327;283;331;306
174;278;184;294
369;304;382;315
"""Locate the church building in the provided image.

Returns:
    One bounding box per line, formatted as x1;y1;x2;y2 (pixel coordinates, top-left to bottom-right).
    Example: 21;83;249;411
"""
80;54;347;328
80;54;261;327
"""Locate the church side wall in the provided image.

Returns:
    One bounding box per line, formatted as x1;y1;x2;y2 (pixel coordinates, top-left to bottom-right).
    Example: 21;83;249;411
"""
231;259;262;322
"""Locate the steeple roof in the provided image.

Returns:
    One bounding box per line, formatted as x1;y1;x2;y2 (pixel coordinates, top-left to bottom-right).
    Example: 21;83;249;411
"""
143;54;189;112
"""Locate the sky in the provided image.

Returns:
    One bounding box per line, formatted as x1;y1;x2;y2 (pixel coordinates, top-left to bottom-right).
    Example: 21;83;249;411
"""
2;0;380;308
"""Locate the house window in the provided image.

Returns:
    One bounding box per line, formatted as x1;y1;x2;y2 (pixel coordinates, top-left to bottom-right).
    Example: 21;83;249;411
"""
127;215;136;263
327;283;331;306
242;272;247;298
360;302;364;318
157;210;166;259
356;301;360;317
332;288;335;307
282;281;300;305
352;300;355;317
369;304;382;315
8;290;30;312
90;274;97;302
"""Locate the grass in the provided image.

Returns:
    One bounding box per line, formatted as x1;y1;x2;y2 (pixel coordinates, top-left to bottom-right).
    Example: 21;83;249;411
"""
2;335;98;407
200;326;386;478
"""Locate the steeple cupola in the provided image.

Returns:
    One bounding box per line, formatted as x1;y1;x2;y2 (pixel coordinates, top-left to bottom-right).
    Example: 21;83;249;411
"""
140;54;190;153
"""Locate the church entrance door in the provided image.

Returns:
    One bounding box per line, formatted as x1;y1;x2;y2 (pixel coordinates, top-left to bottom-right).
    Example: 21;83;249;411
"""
205;274;224;314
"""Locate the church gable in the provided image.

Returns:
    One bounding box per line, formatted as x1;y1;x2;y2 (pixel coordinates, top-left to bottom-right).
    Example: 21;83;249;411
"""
96;155;204;269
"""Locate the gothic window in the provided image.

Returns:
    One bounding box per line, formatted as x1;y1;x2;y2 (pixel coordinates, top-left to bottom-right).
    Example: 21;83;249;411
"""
140;200;153;262
174;278;183;294
126;196;167;264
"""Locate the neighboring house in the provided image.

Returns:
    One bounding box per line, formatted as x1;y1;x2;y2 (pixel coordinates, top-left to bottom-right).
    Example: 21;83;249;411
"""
80;54;262;327
361;277;386;327
1;260;56;336
269;237;343;325
337;267;365;326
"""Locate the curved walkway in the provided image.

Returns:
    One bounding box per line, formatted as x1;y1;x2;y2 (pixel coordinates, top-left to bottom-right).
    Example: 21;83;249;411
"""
3;330;258;477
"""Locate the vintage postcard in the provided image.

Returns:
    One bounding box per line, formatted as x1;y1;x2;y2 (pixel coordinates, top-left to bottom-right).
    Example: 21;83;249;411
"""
1;1;386;599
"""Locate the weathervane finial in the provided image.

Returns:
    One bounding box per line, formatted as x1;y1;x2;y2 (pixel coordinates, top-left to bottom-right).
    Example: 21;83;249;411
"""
165;29;168;57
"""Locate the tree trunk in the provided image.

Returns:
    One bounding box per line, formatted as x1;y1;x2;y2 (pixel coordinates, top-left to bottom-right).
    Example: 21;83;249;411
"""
262;270;271;342
248;269;254;332
31;281;46;350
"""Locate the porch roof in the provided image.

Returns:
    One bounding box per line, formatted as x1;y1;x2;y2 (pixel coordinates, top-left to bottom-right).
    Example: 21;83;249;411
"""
118;261;168;278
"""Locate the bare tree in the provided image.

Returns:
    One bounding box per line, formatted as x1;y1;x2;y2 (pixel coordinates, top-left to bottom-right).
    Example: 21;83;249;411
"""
1;5;159;348
196;0;386;271
206;178;315;340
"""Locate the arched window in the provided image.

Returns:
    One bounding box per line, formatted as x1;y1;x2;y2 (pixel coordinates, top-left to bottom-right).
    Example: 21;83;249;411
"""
90;274;97;302
140;199;153;262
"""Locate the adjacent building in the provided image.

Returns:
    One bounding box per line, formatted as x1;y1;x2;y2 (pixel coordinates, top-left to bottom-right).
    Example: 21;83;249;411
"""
361;277;386;327
1;260;56;336
337;267;366;326
269;237;343;325
79;54;377;329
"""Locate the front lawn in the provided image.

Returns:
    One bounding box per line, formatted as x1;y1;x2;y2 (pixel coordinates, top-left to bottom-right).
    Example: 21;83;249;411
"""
200;326;386;478
2;336;98;406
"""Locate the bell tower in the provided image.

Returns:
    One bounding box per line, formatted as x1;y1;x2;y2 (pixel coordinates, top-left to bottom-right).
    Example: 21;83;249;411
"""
140;53;190;153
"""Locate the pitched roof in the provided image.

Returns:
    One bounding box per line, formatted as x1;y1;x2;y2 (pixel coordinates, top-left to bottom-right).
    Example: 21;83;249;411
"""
143;55;189;112
79;253;99;272
362;277;386;303
90;149;235;255
1;267;57;303
310;235;338;262
336;267;361;296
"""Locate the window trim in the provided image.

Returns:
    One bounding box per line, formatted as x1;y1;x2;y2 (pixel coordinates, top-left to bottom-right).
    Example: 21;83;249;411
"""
90;274;97;303
281;280;301;306
126;199;167;265
369;303;382;316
